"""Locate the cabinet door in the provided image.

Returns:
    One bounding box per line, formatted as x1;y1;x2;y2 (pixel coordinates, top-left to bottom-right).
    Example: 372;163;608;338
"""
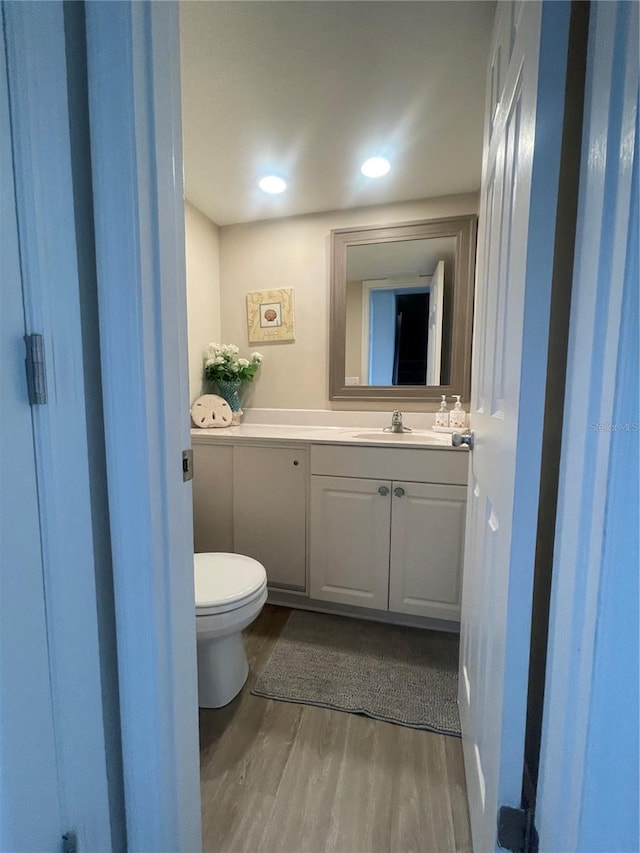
192;444;234;553
310;476;391;610
389;481;466;621
233;445;307;590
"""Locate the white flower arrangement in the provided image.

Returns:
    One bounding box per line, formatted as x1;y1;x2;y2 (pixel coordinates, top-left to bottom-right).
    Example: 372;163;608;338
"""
203;343;263;384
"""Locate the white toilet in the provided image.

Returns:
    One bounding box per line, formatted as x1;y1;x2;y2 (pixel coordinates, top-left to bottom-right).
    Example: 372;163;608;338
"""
194;552;268;708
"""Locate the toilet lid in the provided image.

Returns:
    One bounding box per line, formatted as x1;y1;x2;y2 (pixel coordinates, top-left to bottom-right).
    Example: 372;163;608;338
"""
194;552;267;611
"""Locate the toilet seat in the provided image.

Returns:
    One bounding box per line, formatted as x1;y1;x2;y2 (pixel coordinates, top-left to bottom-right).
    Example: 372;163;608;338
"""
195;552;267;616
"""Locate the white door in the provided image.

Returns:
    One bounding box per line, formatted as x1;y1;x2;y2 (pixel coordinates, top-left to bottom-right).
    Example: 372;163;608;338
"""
459;2;572;850
388;481;466;622
0;28;63;849
426;260;444;385
234;445;308;590
310;475;391;610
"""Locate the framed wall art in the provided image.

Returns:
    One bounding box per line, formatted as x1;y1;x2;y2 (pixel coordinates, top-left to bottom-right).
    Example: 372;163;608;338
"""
246;288;295;343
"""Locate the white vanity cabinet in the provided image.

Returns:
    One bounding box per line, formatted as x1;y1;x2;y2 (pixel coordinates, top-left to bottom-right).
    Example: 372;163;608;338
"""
192;443;234;552
232;445;307;590
388;481;467;621
309;476;392;610
192;431;468;625
191;440;307;591
309;445;467;622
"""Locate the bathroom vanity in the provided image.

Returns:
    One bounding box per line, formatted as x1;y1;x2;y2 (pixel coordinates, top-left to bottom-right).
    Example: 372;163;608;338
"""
191;423;469;630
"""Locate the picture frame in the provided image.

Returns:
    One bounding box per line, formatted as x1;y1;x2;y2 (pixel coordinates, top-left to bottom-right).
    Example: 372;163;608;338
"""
246;288;295;343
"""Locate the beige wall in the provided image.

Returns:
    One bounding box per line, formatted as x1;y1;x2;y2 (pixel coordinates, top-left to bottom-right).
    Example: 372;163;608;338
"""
219;193;478;410
185;201;221;402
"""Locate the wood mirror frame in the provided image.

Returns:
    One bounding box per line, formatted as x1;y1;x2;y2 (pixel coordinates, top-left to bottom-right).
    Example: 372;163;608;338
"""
329;214;477;402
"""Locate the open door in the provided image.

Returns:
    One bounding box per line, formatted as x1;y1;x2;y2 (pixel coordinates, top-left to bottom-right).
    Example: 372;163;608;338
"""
426;260;444;385
2;2;115;847
458;2;573;850
0;22;63;849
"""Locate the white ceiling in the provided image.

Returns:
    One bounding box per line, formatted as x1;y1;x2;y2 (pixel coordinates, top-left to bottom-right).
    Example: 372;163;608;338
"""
179;1;495;226
347;236;456;282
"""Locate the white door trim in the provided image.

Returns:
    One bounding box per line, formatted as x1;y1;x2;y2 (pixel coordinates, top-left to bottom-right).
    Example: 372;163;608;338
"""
3;2;113;847
85;2;202;850
536;2;638;848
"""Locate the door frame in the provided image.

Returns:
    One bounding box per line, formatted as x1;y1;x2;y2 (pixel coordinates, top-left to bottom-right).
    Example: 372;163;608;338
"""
84;2;202;850
536;2;638;848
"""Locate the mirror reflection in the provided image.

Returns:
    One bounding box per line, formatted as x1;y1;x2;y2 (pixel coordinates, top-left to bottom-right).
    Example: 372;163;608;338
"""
345;237;456;388
330;215;476;402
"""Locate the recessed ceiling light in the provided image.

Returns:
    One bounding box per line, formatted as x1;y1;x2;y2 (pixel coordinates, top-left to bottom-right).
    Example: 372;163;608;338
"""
361;157;391;178
258;175;287;194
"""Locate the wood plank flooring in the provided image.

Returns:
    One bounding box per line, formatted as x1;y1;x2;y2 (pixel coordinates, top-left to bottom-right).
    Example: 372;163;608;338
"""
199;605;472;853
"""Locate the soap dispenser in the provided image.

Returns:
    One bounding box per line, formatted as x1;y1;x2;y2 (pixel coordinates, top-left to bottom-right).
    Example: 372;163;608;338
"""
435;395;449;428
449;395;466;430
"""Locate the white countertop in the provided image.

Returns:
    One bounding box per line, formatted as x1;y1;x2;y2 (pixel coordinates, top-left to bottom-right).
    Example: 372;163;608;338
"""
190;422;465;450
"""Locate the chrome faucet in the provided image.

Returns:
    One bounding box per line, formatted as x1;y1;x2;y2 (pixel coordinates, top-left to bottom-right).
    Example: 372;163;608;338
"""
384;410;412;434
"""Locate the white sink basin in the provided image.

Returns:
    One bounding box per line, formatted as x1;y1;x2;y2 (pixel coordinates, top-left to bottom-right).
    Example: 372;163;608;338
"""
342;430;450;445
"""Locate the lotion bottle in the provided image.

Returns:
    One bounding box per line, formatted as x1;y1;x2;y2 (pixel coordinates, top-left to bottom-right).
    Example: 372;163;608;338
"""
435;395;449;428
449;395;466;429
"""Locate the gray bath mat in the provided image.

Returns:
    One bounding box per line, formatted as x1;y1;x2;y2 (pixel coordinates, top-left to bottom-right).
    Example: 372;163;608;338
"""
252;609;461;736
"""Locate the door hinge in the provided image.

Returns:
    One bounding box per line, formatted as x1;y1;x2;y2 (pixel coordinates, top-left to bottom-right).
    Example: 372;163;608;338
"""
497;805;538;853
61;830;77;853
24;333;47;405
182;448;193;482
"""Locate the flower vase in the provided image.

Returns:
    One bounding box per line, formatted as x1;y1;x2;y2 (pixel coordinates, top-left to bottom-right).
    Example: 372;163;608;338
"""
216;379;243;424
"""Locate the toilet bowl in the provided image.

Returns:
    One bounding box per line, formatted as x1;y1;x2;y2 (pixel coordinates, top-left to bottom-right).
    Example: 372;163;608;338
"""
194;552;267;708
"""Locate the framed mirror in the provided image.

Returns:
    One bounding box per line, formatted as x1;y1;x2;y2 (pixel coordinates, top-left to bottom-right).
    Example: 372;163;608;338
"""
329;215;477;402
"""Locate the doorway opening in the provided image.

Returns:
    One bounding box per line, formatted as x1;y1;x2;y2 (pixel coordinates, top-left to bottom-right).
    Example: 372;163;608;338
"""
179;3;492;851
393;291;430;385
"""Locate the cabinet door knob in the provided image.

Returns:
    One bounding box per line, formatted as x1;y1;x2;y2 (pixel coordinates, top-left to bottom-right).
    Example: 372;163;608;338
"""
393;487;405;498
293;459;299;466
378;485;389;496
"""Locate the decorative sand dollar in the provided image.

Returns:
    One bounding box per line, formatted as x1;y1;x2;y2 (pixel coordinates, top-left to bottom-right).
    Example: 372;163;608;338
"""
190;394;233;429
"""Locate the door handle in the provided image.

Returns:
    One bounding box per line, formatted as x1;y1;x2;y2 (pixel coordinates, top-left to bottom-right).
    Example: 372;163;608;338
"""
393;487;405;497
378;485;389;496
452;431;475;450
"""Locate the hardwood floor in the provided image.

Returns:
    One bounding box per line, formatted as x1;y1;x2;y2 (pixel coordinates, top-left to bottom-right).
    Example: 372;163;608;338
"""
199;605;472;853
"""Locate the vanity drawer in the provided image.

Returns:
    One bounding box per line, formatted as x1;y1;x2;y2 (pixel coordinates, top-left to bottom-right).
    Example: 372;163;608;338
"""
310;444;468;485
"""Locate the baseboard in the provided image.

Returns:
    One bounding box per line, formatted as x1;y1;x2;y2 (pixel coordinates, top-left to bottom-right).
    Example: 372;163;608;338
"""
267;588;460;634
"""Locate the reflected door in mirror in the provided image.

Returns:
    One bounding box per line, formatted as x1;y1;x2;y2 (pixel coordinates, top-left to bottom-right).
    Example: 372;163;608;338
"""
344;236;454;387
